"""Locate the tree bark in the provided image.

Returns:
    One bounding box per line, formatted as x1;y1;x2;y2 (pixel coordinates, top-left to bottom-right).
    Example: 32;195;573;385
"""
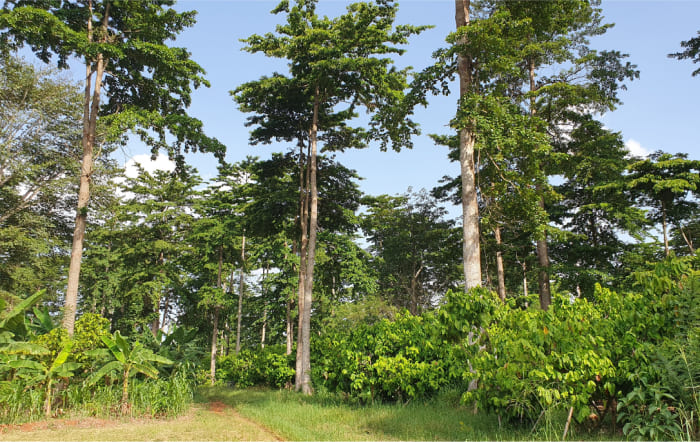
661;201;670;257
494;226;506;301
297;88;320;395
210;244;224;385
679;225;695;254
210;305;220;386
286;241;294;356
235;233;246;354
295;142;309;390
63;2;109;335
528;57;551;310
455;0;482;290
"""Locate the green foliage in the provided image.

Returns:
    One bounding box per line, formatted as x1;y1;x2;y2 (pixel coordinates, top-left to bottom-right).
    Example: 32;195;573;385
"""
86;331;173;414
454;254;698;435
617;381;682;441
312;311;466;403
670;30;700;76
72;313;110;365
361;190;462;314
0;289;45;340
463;294;616;425
217;346;294;389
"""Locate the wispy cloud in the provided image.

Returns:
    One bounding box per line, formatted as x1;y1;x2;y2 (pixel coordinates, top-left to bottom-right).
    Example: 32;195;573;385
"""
124;154;175;178
625;139;651;159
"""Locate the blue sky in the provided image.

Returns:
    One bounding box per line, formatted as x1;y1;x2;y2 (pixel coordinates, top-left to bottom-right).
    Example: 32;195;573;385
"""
119;0;700;200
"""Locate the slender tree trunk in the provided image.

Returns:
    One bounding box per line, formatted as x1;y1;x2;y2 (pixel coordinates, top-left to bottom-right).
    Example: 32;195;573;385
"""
679;225;695;254
160;295;170;331
236;233;246;354
285;242;294;356
209;306;220;386
261;264;269;349
455;0;481;290
63;4;110;334
661;201;670;257
210;245;224;385
522;261;528;297
528;58;551;310
295;144;309;390
494;226;506;301
298;88;320;395
286;297;293;355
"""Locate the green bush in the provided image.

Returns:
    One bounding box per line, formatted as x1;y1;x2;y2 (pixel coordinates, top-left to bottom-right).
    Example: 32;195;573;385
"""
217;345;294;389
312;311;466;402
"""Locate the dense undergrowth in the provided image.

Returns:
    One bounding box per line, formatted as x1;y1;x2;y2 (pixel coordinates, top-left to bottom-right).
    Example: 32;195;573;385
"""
1;255;698;441
217;255;699;440
0;311;198;424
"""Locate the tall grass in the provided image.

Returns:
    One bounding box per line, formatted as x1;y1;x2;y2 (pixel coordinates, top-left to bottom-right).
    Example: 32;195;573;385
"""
0;381;44;424
0;370;195;425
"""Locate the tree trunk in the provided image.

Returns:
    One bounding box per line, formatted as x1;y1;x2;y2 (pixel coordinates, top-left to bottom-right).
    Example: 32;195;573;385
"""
528;57;551;310
661;201;670;257
522;261;528;297
455;0;481;290
261;265;268;349
295;143;309;390
210;245;224;385
235;233;246;354
210;305;220;386
297;88;320;395
286;296;293;355
286;241;294;356
63;6;110;334
494;226;506;301
679;225;695;254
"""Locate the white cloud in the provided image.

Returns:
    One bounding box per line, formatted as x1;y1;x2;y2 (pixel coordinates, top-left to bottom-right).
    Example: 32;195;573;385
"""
124;154;175;178
625;139;651;159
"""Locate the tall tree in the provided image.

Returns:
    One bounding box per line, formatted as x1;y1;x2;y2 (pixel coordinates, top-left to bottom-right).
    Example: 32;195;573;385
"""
105;164;200;335
550;118;647;297
454;0;482;289
0;0;225;335
362;190;461;314
628;151;700;257
0;53;81;302
234;0;425;394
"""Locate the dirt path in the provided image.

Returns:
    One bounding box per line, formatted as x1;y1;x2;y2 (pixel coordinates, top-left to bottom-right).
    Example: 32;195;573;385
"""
0;401;285;441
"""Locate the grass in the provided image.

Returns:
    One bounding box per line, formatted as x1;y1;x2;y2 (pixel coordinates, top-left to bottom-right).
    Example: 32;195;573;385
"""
198;386;525;441
0;386;620;441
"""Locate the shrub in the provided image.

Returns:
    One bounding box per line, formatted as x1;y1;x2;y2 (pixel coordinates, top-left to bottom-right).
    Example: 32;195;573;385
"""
312;311;465;402
217;345;294;389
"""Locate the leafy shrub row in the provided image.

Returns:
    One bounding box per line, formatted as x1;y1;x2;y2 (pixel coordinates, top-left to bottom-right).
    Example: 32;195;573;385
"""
311;312;469;402
217;345;295;388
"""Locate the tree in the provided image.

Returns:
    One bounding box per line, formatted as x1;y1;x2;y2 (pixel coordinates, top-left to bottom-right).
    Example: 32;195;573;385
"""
362;190;461;314
234;0;425;394
0;0;225;335
190;160;252;383
0;54;82;302
669;30;700;76
628;151;700;257
550;118;647;297
454;0;482;290
455;0;636;308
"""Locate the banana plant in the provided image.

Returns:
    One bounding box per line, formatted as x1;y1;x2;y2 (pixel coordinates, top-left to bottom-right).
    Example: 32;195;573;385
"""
6;340;80;417
0;289;46;341
87;331;172;414
28;306;59;335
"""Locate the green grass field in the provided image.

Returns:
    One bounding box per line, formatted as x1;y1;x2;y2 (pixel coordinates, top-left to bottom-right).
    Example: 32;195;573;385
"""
0;387;618;441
